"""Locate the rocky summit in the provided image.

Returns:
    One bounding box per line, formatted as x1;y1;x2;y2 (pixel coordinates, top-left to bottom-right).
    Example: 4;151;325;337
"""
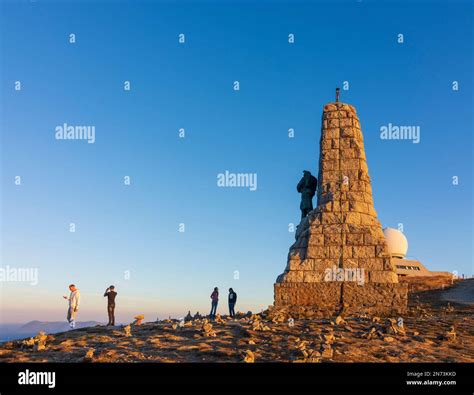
0;280;472;363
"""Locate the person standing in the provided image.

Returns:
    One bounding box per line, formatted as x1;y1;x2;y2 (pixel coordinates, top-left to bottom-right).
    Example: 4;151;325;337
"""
63;284;80;329
104;285;117;326
228;288;237;318
209;287;219;319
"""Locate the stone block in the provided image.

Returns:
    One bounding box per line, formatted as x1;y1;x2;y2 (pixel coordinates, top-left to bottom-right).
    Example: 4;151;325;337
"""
339;138;352;149
340;127;356;137
343;212;361;225
308;233;325;246
324;233;343;245
346;233;364;245
324;104;337;111
342;258;358;268
339;118;352;127
327;245;343;258
323;128;340;139
360;258;384;271
321;212;343;224
306;245;327;258
341;159;360;170
303;271;325;282
282;270;304;282
313;259;339;271
352;246;376;259
321;149;339;161
369;270;398;283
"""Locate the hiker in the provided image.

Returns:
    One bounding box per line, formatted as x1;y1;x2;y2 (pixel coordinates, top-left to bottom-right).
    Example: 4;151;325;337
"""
104;285;117;326
63;284;80;329
209;287;219;319
228;288;237;318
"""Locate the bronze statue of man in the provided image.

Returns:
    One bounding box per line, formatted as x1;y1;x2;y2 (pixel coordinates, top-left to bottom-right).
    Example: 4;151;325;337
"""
297;170;318;219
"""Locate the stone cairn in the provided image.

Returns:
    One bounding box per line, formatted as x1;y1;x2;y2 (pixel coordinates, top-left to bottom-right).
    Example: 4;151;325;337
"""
274;94;407;316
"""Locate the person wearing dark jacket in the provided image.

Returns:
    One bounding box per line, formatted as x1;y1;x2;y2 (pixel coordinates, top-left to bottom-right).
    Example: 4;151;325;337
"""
209;287;219;319
228;288;237;318
104;285;117;326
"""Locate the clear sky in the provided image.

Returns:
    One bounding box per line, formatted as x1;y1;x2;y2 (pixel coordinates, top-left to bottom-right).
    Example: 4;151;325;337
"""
0;0;472;324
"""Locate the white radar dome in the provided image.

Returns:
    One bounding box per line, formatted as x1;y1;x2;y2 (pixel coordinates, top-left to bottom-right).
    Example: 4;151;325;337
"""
383;228;408;258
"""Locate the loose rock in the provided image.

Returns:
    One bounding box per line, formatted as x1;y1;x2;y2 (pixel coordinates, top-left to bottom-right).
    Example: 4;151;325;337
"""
124;325;132;337
243;350;255;363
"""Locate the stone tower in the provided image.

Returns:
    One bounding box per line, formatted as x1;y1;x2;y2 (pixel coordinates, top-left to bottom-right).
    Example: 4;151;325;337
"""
274;96;407;316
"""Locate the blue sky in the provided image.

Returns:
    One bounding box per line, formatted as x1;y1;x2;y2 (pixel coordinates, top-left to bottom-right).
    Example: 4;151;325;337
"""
0;0;472;323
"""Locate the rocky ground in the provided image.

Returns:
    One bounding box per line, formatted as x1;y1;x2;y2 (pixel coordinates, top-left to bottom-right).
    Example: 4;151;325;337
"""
1;280;473;363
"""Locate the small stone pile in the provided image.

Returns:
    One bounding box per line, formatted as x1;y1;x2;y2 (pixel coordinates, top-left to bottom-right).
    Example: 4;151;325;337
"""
445;303;455;313
83;348;95;362
132;315;144;326
243;350;255;363
35;331;47;351
361;317;406;341
292;338;321;363
320;329;335;359
249;315;271;331
21;331;48;351
201;319;217;337
385;318;405;335
361;326;379;340
439;326;456;342
21;338;36;347
123;325;132;337
193;312;202;320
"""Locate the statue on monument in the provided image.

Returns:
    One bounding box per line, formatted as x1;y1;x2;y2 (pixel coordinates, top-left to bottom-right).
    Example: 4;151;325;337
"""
297;170;318;219
274;90;408;316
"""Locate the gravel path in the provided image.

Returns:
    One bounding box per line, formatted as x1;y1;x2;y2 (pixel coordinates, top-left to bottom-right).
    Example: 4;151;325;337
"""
441;279;474;305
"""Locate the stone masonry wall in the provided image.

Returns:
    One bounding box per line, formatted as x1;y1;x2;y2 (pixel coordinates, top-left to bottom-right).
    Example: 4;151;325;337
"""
274;101;407;315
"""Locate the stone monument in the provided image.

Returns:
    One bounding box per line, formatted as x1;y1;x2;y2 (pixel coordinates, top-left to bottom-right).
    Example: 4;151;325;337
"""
274;91;407;316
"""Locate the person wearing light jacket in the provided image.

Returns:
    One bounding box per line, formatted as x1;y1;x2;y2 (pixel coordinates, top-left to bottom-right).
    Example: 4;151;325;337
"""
63;284;81;329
